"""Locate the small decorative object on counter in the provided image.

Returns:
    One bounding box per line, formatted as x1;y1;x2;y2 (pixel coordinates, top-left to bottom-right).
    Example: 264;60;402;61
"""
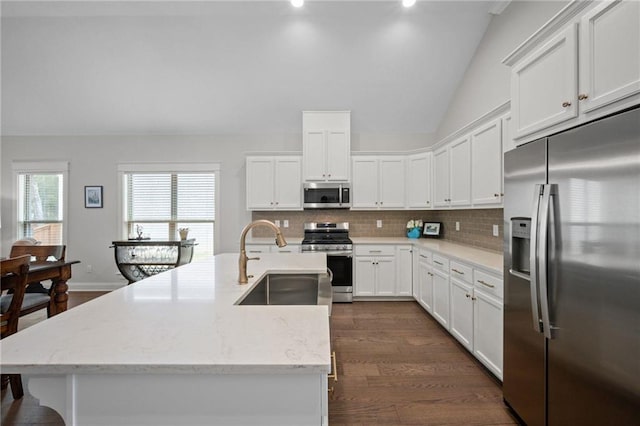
406;219;423;238
178;228;189;240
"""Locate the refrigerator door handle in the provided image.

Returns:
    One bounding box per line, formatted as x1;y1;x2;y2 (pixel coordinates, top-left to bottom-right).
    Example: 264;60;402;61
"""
529;184;544;333
538;184;555;339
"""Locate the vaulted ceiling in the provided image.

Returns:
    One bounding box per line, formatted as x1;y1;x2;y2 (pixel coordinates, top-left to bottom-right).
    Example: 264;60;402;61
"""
1;1;497;135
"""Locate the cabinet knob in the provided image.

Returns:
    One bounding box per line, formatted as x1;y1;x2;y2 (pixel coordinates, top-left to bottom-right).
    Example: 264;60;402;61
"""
562;101;572;108
380;202;383;205
275;201;279;205
426;201;430;204
465;294;470;298
494;193;499;197
471;296;477;301
328;174;331;177
578;93;589;100
500;193;504;196
270;202;274;205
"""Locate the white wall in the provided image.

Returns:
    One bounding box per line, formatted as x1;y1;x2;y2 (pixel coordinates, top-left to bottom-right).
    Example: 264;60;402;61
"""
0;132;431;288
435;1;568;140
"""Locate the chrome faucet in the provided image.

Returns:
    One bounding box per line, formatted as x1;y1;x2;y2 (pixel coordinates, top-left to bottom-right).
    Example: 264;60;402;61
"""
238;220;287;283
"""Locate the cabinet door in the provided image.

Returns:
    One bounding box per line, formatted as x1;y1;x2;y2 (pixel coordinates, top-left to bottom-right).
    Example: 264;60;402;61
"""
579;0;640;114
449;137;471;207
473;289;504;380
511;24;578;139
354;257;375;296
351;157;379;208
502;114;516;152
246;157;275;210
326;130;350;181
274;157;302;209
471;120;503;206
303;130;326;181
375;257;396;296
450;278;474;350
378;157;405;209
419;262;434;313
406;152;432;209
396;246;413;297
433;147;450;208
432;269;450;329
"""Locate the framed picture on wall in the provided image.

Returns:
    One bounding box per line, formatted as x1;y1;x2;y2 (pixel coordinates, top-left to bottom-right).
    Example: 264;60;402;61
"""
85;186;103;208
422;222;442;238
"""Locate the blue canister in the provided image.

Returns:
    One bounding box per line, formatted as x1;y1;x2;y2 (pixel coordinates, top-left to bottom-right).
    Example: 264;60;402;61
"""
407;227;421;239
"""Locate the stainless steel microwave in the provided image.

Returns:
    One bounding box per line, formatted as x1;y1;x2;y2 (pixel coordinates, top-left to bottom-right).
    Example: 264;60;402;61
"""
303;183;351;209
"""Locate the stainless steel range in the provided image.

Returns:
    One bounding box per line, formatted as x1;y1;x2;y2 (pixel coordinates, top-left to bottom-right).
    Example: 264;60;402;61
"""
301;222;353;303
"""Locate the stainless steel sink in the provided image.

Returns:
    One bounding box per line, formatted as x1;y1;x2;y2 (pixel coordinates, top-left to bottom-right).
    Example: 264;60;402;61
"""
237;273;332;315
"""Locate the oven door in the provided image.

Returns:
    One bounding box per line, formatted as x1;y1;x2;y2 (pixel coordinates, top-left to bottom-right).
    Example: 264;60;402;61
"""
326;253;353;303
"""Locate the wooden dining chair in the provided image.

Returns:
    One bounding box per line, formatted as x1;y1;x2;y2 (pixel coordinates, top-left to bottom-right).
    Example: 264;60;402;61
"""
8;245;66;318
0;255;31;399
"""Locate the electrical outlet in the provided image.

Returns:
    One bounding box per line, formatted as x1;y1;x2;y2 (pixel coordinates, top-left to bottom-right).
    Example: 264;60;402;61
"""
275;220;280;227
87;264;93;274
283;220;289;228
493;224;499;237
377;220;382;228
455;221;460;231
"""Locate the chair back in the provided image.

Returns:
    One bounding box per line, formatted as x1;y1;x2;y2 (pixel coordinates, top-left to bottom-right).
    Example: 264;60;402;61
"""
1;255;31;338
9;245;66;264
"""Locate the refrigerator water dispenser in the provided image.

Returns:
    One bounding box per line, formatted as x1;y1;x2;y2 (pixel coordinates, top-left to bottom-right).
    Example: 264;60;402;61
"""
511;218;531;275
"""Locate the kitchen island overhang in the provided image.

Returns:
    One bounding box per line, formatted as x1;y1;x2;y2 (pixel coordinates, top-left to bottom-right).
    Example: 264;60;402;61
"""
1;253;331;426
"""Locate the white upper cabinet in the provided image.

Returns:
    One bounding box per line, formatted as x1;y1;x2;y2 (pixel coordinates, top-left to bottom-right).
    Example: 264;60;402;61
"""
246;156;302;210
471;119;503;206
351;156;405;209
510;24;579;140
433;146;450;208
449;136;471;207
505;1;640;143
302;111;351;182
406;152;432;209
578;0;640;114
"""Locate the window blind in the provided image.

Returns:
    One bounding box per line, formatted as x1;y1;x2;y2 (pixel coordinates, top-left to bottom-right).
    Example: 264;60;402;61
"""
18;173;64;244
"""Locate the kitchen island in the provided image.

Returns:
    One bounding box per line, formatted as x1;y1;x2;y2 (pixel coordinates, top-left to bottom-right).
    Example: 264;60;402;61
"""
1;253;331;425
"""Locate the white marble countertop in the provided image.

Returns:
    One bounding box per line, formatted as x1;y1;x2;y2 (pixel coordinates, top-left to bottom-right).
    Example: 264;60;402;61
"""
351;237;503;275
1;253;331;375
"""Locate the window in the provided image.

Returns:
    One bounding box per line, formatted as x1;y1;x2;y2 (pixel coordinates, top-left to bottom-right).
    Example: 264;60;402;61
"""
119;164;218;258
14;161;69;245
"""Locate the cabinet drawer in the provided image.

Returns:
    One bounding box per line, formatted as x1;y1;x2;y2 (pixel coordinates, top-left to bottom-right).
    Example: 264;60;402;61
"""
432;254;449;272
450;261;472;284
271;245;300;253
474;270;503;299
354;245;395;256
244;245;270;254
417;249;432;264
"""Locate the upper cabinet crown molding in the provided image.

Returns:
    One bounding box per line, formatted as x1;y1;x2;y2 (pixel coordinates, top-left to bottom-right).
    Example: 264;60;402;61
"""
502;0;593;66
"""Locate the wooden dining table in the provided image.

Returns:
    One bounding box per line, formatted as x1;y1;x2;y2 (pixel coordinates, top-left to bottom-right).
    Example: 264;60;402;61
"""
20;260;80;316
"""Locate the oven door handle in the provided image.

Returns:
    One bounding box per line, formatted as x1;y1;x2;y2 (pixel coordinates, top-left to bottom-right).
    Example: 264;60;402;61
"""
324;251;353;257
326;267;333;283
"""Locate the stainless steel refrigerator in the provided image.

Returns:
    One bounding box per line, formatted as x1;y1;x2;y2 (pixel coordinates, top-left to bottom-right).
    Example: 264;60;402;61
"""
503;107;640;426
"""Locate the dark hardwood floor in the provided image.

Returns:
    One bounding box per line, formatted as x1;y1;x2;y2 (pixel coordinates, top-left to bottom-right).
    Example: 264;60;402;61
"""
2;295;517;425
329;302;517;425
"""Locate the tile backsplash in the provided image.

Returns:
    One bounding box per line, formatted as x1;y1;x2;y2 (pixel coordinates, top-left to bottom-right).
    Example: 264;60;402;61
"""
251;208;503;252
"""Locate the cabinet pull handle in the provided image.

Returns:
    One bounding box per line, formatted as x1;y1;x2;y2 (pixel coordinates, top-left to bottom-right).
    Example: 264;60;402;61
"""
477;279;495;288
562;101;572;107
452;268;464;275
428;272;433;276
578;93;589;100
471;296;477;301
434;260;443;266
500;193;504;196
494;193;500;197
328;351;338;381
420;254;429;259
369;250;382;253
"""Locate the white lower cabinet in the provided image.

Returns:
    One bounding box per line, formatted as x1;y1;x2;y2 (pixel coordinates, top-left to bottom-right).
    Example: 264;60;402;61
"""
450;277;474;350
354;245;415;297
431;254;450;330
396;246;413;297
410;248;503;381
416;251;434;313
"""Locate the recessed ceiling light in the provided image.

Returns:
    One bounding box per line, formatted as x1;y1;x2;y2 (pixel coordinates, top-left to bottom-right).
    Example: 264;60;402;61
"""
291;0;304;8
402;0;416;7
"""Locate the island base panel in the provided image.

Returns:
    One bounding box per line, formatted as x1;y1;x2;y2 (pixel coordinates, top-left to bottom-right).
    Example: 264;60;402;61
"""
27;373;328;425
